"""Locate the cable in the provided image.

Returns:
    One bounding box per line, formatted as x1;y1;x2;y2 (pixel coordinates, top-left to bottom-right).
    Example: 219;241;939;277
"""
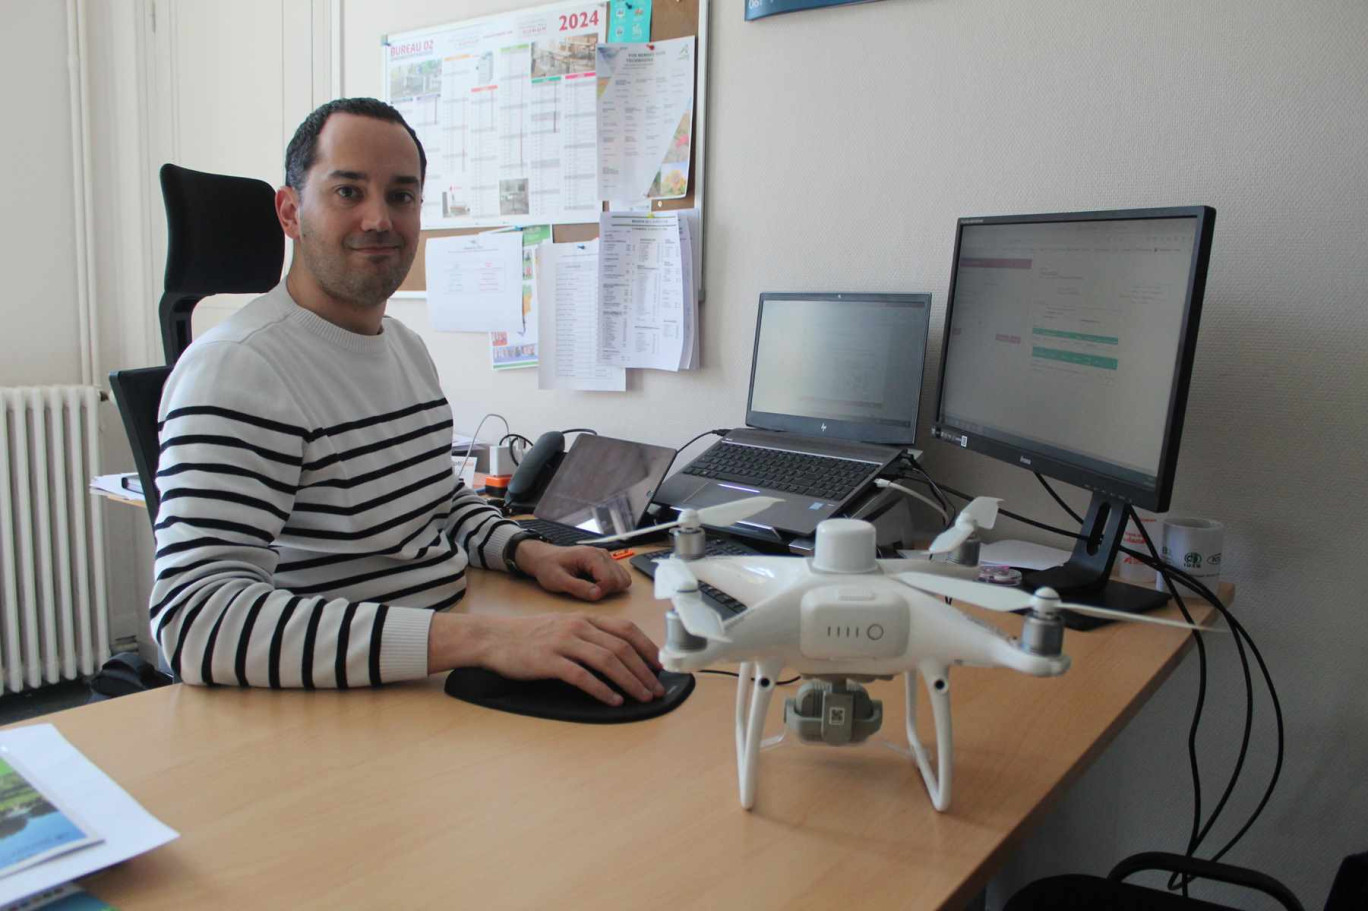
1124;526;1282;881
1035;471;1083;524
662;428;730;480
455;413;510;481
904;454;953;517
499;433;533;466
699;669;800;686
947;471;1279;887
1126;505;1210;895
1023;473;1204;894
1025;473;1269;885
874;478;950;523
559;427;598;436
1002;471;1280;887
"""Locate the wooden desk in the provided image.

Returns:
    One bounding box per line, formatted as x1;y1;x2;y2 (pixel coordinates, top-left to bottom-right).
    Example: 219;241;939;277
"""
47;570;1220;910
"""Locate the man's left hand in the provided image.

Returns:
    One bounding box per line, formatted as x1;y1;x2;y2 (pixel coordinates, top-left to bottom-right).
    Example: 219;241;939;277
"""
513;540;633;601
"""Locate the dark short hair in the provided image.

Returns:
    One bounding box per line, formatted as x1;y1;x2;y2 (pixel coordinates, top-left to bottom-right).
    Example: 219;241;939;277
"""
284;97;427;192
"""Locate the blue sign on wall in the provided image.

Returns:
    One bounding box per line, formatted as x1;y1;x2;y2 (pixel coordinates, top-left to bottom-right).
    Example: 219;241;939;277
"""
745;0;884;21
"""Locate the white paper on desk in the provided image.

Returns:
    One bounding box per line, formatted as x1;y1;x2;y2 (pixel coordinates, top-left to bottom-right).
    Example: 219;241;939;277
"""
88;474;144;504
597;212;686;371
978;539;1073;570
536;241;626;392
0;724;177;906
596;37;696;206
425;232;523;332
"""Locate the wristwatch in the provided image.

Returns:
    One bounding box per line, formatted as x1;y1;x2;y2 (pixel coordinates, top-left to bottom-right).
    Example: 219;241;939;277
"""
502;528;548;577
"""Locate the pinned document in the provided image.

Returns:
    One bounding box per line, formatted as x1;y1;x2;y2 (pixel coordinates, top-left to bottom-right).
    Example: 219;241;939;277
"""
597;212;690;371
425;232;523;333
537;241;626;391
490;225;551;368
596;37;696;207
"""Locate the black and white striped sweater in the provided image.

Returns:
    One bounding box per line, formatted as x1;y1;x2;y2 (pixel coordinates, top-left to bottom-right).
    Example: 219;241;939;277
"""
150;282;521;688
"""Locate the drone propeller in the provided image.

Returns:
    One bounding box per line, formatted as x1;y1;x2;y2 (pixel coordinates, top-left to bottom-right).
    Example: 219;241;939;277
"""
652;558;730;642
892;572;1218;633
583;496;783;545
928;497;1002;555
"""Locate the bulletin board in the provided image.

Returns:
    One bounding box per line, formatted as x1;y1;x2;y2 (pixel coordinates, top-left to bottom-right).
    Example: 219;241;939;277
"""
386;0;709;297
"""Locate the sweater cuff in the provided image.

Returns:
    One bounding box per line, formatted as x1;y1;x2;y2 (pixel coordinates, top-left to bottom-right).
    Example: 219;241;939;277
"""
481;520;525;572
379;607;435;682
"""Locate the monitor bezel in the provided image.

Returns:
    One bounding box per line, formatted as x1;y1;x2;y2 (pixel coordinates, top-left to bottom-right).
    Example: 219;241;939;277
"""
931;206;1216;512
745;291;932;447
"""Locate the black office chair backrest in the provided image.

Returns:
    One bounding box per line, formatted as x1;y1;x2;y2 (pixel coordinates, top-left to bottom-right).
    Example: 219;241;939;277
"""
158;163;284;365
108;366;170;526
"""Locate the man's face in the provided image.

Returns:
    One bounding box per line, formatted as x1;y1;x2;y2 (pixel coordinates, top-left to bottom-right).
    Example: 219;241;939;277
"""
283;113;422;307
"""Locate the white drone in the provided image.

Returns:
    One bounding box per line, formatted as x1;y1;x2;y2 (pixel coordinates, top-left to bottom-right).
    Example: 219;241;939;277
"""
590;496;1214;811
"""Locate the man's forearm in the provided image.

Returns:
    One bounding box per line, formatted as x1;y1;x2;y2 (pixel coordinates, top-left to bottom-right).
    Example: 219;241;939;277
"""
427;611;493;674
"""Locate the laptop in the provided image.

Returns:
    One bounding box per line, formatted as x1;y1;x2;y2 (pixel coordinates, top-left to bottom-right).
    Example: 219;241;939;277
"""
517;434;677;547
653;292;932;541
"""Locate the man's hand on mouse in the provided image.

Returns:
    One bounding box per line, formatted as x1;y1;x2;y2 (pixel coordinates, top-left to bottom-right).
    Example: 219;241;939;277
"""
513;539;632;601
429;612;664;706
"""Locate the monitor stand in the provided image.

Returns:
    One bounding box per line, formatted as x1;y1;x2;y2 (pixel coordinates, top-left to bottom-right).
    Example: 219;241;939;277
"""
1019;491;1168;630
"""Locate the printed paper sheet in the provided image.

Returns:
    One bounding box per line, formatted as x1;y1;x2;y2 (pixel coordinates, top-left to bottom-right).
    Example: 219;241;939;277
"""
490;225;552;368
596;37;696;207
425;232;524;333
537;241;626;391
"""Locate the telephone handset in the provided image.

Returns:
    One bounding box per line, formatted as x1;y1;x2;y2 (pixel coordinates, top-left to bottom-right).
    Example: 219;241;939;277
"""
505;431;565;513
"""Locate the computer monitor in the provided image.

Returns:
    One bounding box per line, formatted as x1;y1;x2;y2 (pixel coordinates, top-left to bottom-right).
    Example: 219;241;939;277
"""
746;292;932;446
932;206;1216;614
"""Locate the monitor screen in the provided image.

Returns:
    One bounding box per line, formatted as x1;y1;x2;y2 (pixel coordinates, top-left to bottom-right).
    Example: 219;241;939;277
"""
534;435;676;536
746;293;931;446
934;207;1214;510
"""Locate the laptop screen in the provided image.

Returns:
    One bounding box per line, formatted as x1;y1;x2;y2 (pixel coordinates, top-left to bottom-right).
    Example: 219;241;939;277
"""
533;435;676;536
746;293;931;446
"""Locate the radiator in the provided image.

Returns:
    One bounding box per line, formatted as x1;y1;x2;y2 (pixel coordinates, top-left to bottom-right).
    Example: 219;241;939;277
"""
0;386;109;693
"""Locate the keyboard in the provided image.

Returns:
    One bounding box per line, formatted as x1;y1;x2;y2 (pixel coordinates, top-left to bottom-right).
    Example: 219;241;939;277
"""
629;536;764;619
682;442;876;501
517;518;615;548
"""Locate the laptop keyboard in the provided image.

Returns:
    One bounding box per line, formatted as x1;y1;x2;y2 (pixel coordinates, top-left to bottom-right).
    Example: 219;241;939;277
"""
682;442;876;501
629;536;765;618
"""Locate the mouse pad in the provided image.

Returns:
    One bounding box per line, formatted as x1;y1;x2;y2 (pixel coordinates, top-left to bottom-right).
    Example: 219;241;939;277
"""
444;667;695;724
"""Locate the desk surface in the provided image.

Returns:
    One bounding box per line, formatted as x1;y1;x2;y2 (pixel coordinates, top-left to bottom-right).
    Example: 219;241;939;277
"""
48;569;1220;910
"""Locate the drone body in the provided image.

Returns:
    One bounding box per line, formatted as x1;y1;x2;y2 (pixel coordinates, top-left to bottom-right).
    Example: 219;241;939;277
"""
588;495;1209;812
655;519;1071;811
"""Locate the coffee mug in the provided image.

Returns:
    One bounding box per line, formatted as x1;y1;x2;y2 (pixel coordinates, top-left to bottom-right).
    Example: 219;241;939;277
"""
1158;516;1223;590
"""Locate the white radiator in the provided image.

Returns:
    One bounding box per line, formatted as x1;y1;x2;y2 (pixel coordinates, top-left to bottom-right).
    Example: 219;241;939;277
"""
0;386;109;693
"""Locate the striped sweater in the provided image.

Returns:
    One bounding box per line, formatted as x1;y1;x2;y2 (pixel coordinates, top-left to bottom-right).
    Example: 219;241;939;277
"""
150;282;522;688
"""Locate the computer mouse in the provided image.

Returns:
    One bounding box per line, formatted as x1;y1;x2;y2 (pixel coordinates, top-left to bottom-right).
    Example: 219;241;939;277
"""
444;666;694;724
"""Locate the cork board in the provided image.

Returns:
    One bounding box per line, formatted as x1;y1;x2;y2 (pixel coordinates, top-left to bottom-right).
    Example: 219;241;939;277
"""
397;0;706;294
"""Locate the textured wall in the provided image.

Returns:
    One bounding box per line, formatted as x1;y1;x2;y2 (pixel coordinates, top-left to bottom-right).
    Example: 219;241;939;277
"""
339;0;1367;904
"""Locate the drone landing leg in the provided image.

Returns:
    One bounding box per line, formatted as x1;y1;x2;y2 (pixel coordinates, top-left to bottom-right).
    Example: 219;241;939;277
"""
735;659;783;810
905;661;953;812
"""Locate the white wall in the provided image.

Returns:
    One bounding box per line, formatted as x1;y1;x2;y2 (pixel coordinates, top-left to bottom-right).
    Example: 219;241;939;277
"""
0;0;151;649
0;0;84;387
338;1;1368;905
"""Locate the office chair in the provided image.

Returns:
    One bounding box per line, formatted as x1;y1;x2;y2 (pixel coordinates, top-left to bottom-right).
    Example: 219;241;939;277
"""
157;163;284;365
109;163;285;531
97;166;284;697
1005;849;1367;911
108;367;169;525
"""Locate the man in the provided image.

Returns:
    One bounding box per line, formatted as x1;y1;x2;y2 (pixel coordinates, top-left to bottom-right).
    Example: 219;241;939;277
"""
150;98;663;706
